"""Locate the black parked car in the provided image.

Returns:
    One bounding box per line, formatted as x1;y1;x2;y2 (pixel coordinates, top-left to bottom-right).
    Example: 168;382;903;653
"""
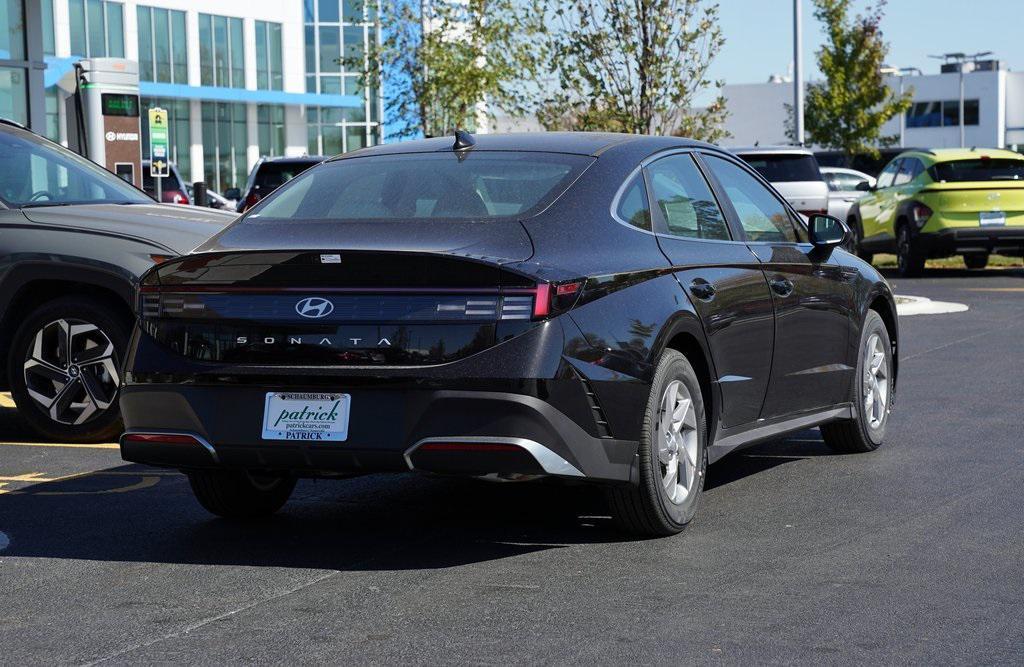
228;155;326;213
0;119;233;442
121;132;898;536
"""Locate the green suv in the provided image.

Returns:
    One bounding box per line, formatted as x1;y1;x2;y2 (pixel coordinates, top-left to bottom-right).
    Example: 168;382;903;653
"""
849;148;1024;276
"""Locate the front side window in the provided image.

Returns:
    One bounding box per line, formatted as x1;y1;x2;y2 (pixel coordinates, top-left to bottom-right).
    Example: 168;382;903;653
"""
893;158;921;186
0;127;150;207
251;152;592;222
704;155;802;243
876;159;901;189
615;173;651;231
646;154;729;240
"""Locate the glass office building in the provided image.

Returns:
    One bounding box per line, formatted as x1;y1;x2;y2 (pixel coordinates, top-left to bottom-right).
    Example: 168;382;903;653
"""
16;0;383;193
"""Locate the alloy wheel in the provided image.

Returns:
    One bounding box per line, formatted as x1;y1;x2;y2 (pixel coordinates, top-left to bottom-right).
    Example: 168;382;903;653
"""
862;333;889;429
657;380;700;505
22;319;120;426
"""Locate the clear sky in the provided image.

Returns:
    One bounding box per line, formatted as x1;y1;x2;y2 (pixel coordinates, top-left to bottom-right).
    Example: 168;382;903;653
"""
704;0;1023;99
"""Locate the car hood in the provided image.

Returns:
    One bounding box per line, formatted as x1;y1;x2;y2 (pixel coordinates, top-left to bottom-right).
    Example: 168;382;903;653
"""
21;203;236;255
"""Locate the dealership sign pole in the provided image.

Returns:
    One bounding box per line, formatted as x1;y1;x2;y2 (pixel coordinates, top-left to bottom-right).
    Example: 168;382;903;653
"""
148;107;169;203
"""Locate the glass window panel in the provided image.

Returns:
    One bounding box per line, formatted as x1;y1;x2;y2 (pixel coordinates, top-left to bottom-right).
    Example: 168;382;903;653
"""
964;99;980;126
2;0;28;60
0;66;28;126
343;25;363;65
305;26;316;74
198;14;213;85
230;18;244;88
69;0;86;55
171;10;187;83
615;174;651;230
322;125;343;156
319;26;340;72
213;14;228;86
304;0;315;22
42;0;56;56
647;155;729;240
87;0;105;57
154;9;170;82
45;88;60;141
320;75;341;94
704;155;799;243
343;0;363;22
343;75;362;96
306;75;317;93
255;21;267;89
942;100;960;127
346;126;366;152
308;126;320;155
318;0;339;22
270;23;283;90
106;1;124;57
344;105;366;123
136;6;152;81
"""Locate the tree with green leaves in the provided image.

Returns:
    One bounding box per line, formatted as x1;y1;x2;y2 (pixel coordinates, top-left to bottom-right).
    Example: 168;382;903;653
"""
534;0;729;141
357;0;543;140
794;0;911;158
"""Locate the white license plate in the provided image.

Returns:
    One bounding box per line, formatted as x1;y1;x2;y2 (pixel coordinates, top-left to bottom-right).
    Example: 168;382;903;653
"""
980;211;1006;227
262;392;350;441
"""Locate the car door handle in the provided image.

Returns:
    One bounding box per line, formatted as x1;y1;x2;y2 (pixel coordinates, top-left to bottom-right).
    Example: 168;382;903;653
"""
769;277;794;297
688;280;716;301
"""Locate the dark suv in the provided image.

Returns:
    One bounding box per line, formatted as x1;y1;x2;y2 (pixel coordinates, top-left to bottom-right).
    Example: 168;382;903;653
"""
229;156;326;213
0;119;233;442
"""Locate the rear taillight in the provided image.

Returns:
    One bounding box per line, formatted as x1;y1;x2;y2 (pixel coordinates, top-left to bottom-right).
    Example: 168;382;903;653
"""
243;191;261;211
911;202;933;228
529;279;585;320
123;433;201;445
162;189;189;205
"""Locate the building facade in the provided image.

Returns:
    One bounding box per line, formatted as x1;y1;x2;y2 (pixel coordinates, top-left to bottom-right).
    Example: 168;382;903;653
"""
721;64;1024;154
2;0;383;192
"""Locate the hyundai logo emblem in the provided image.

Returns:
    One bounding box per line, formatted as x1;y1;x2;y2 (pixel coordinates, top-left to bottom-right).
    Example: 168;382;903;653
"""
295;297;334;319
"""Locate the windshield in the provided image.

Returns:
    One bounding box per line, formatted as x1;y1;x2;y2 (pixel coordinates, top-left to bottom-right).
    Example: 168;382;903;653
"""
930;158;1024;182
738;154;822;182
250;152;593;222
0;126;151;208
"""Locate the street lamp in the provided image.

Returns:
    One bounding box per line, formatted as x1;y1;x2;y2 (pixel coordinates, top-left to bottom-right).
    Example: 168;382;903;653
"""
793;0;804;145
929;51;992;148
882;66;922;147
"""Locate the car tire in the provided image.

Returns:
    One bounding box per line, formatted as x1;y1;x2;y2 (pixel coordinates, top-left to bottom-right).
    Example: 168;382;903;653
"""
187;470;296;518
821;310;893;454
7;296;128;443
896;224;925;277
848;216;873;263
963;253;989;270
606;350;707;537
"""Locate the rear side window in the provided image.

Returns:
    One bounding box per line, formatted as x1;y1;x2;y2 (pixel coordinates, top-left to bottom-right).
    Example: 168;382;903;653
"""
737;153;822;182
930;158;1024;182
704;155;803;243
646;154;729;240
615;173;651;231
251;152;593;222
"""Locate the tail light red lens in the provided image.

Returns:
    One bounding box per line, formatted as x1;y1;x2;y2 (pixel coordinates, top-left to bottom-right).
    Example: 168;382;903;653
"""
911;202;933;228
243;191;261;211
123;433;201;445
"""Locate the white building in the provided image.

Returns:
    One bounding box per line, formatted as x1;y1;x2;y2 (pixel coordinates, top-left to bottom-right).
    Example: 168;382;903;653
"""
5;0;384;193
721;62;1024;153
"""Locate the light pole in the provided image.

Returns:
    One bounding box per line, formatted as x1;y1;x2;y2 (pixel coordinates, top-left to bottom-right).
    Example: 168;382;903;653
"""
793;0;804;145
890;66;922;148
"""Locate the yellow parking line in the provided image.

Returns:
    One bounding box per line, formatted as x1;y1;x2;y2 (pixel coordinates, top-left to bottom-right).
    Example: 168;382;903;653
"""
0;441;119;449
0;394;16;408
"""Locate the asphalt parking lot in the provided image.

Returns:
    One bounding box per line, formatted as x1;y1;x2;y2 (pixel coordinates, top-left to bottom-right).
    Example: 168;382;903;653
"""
1;268;1023;665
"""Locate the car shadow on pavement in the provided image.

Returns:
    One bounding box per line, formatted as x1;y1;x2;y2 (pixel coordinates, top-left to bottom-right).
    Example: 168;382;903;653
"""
0;431;837;570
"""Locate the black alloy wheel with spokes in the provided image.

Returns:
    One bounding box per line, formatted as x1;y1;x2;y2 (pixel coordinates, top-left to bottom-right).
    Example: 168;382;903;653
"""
7;296;129;443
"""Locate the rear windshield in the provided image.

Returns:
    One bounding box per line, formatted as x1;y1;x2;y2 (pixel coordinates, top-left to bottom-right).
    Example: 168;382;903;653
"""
249;152;592;222
254;161;322;190
929;159;1024;182
738;154;822;182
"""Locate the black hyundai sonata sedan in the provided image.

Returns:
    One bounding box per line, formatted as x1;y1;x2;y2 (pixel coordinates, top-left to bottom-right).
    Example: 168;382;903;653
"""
120;132;898;536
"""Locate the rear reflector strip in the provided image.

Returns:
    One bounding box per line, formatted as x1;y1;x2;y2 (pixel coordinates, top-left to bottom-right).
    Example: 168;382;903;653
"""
123;433;202;445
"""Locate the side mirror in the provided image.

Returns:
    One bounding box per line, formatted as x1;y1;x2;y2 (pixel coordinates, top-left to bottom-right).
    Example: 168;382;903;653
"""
224;188;241;200
855;180;871;192
808;214;849;250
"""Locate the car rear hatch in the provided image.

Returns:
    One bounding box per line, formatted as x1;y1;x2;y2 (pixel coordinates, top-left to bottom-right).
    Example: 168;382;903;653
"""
920;180;1024;226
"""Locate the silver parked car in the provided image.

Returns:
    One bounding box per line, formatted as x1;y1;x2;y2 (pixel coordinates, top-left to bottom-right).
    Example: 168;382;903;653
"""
732;146;829;217
821;166;876;223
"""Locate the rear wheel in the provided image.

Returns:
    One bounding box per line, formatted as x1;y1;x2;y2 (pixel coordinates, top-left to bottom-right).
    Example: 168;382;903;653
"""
963;253;989;270
848;216;873;263
896;225;925;277
821;310;892;453
7;296;128;443
187;470;296;518
606;350;707;537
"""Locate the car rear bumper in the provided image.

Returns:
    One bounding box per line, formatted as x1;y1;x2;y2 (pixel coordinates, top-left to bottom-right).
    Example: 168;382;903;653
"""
119;383;639;483
918;226;1024;256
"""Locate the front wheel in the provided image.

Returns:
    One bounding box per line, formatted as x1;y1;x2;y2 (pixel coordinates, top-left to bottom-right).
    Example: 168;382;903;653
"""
822;310;893;453
187;470;296;519
606;350;707;537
